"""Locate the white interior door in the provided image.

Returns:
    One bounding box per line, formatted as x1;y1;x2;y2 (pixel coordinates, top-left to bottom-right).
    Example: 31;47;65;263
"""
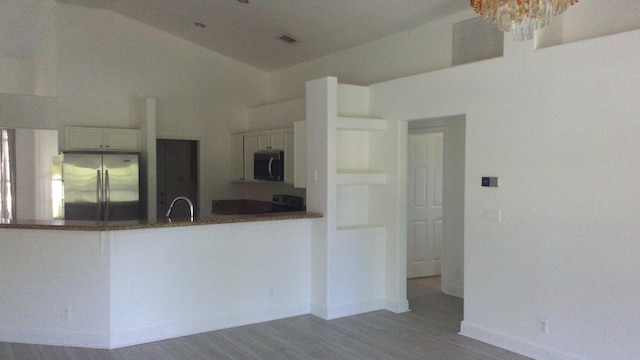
407;132;444;278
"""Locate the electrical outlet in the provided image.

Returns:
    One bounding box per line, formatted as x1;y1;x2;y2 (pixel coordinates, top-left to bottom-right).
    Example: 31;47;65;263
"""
538;319;549;335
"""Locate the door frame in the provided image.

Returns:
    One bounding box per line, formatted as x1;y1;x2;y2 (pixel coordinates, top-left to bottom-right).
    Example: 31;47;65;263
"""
155;136;203;220
407;128;445;279
400;115;466;299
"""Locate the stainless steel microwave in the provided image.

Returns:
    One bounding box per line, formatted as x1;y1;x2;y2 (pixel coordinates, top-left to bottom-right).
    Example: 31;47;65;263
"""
254;150;284;181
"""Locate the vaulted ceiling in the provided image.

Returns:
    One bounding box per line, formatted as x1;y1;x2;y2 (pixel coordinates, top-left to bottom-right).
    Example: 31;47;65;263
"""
55;0;470;71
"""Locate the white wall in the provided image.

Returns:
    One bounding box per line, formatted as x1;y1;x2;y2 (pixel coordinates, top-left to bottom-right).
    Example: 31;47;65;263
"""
269;10;475;102
371;29;640;360
561;0;640;43
110;220;311;348
0;0;57;97
0;0;271;213
270;1;640;103
0;229;110;348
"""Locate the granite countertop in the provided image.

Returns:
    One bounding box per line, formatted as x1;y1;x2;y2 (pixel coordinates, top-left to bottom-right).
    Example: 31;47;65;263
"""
0;211;323;231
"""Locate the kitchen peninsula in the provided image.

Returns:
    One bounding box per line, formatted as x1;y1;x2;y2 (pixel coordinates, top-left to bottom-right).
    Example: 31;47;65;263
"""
0;212;321;349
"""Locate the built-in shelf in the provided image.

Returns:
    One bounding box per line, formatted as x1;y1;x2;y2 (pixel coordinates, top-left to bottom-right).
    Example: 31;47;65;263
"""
336;170;387;185
336;116;387;131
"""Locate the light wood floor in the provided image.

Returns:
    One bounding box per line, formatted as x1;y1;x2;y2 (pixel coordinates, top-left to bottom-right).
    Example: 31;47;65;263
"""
0;278;531;359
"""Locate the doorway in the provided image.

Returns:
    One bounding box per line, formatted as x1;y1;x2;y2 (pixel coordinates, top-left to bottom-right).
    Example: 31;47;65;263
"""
406;116;465;298
156;139;199;219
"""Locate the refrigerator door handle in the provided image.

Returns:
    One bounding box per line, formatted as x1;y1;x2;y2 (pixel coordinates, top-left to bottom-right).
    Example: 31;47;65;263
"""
105;169;110;221
96;170;102;221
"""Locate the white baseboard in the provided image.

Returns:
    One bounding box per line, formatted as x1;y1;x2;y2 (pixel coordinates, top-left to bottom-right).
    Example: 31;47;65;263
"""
459;321;583;360
109;302;310;349
0;303;310;350
324;299;386;320
310;302;329;320
442;284;464;298
385;298;410;313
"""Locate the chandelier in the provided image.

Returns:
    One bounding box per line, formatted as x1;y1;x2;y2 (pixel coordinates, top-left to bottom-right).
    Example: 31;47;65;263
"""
470;0;579;41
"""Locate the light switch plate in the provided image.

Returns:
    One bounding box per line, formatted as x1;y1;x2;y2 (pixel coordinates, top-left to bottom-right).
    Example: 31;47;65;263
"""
482;176;499;187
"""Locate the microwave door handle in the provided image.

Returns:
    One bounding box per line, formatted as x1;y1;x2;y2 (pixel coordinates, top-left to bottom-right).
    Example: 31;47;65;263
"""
96;170;102;221
268;157;274;179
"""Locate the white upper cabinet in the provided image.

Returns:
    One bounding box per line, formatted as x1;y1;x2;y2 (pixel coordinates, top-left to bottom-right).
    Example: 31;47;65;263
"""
231;128;293;183
243;133;258;181
65;127;141;151
257;130;284;151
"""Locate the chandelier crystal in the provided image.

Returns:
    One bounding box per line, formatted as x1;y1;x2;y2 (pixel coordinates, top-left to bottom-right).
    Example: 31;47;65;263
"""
470;0;578;41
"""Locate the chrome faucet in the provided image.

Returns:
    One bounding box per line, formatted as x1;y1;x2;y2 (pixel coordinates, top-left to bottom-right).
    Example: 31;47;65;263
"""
166;196;194;221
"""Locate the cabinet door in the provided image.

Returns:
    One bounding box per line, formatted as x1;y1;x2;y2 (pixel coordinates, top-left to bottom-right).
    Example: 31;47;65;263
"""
243;133;257;180
283;129;294;184
231;134;244;180
257;130;284;150
257;132;270;150
104;129;140;151
270;130;284;150
65;127;104;150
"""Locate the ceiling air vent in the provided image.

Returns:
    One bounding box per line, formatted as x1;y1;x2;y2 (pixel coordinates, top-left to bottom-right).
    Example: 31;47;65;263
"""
278;35;298;44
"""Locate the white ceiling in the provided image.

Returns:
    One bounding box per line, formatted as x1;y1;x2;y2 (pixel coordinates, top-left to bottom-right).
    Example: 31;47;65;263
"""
54;0;471;71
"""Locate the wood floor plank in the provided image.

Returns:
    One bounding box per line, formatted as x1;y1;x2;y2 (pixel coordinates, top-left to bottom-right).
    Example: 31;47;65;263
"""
248;318;360;359
218;325;313;360
292;315;395;360
37;345;73;360
11;343;43;360
179;332;255;360
136;342;174;360
0;343;16;360
109;345;149;360
61;346;114;360
157;337;208;360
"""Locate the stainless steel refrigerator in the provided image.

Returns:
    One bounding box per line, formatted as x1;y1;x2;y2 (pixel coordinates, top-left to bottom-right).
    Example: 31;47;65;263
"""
61;152;140;221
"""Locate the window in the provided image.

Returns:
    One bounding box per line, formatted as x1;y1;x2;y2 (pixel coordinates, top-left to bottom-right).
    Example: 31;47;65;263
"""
0;129;16;220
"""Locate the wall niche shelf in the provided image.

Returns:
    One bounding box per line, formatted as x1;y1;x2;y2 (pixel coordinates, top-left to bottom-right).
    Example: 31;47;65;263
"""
307;77;397;319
